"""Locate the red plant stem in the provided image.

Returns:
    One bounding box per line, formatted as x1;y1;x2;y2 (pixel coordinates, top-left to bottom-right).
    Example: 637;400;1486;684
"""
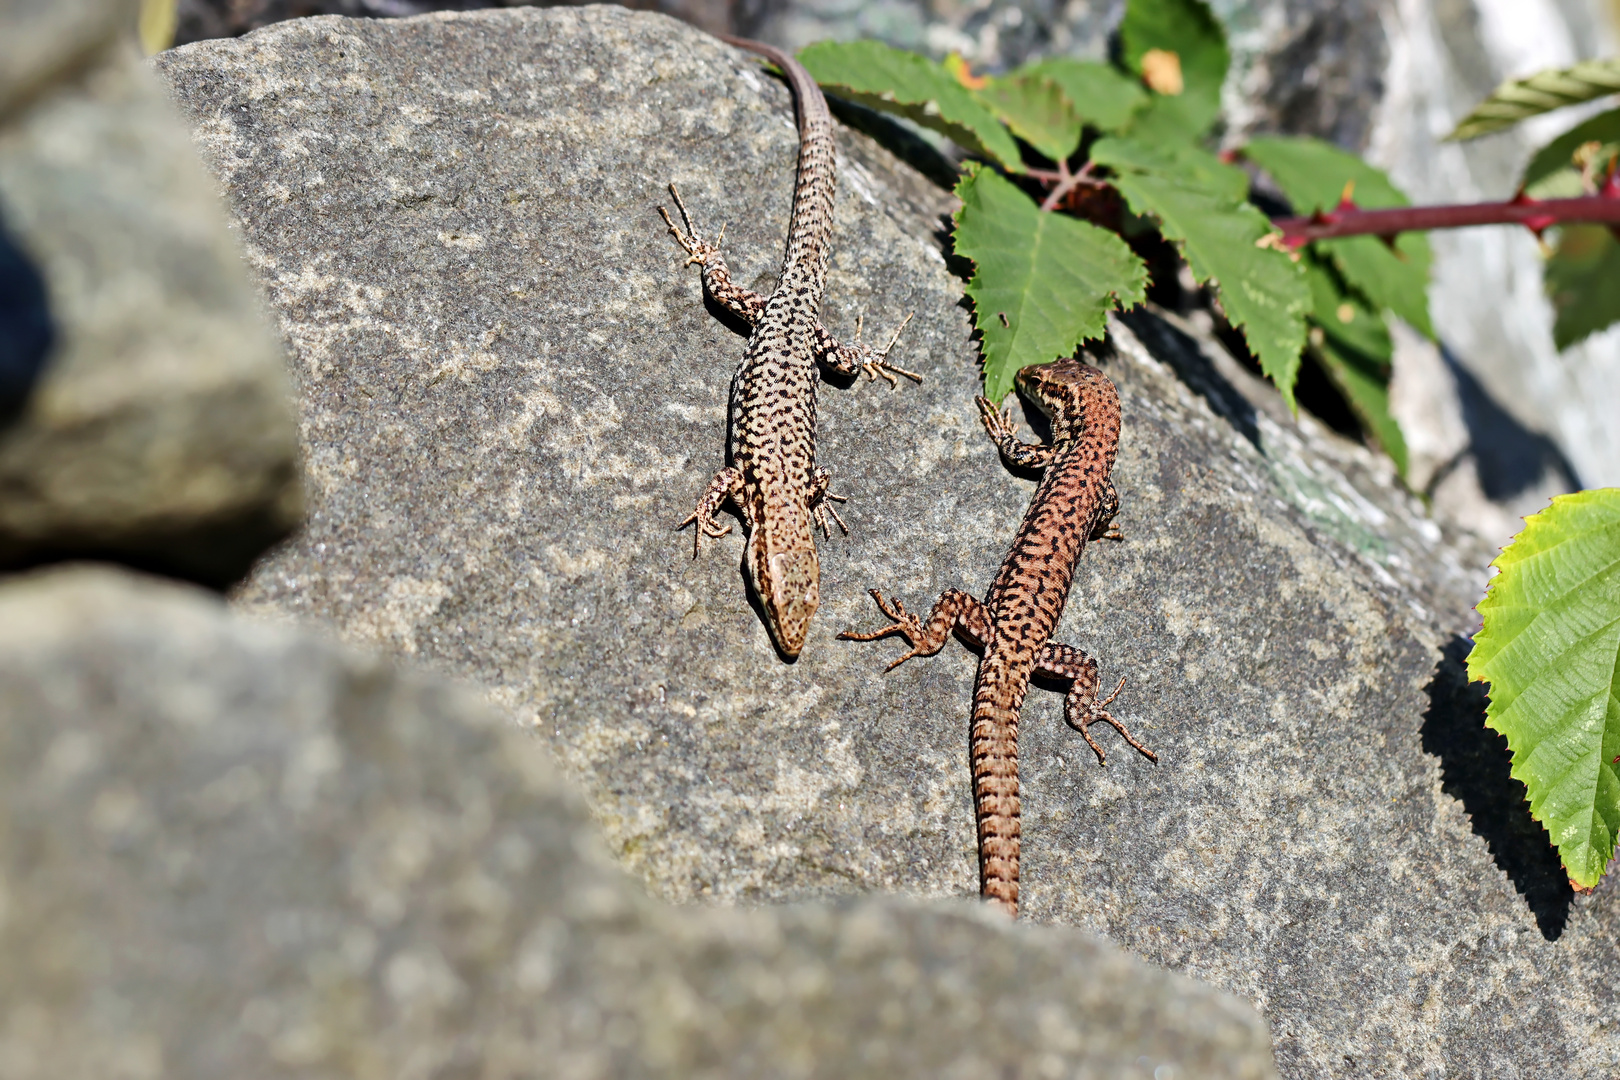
1276;194;1620;245
1038;161;1100;213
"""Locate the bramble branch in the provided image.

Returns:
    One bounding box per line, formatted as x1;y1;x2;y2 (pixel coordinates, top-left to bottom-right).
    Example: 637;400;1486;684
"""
1274;180;1620;246
1026;157;1620;242
1025;162;1108;213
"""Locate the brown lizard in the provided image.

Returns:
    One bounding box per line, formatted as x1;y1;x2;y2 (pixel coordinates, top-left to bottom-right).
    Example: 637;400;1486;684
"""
658;37;918;659
840;358;1155;916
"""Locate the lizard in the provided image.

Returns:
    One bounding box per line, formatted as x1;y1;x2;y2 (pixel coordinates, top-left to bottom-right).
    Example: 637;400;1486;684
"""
839;357;1155;917
657;36;919;660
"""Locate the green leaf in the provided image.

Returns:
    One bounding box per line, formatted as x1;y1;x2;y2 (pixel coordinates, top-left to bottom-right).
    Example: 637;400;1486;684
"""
797;40;1022;169
1545;224;1620;351
1522;106;1620;197
952;164;1149;401
1304;254;1392;366
1468;487;1620;890
1118;87;1210;144
975;73;1083;163
1090;136;1249;202
1119;0;1229;138
1243;135;1434;339
1097;140;1310;408
1448;58;1620;142
1015;58;1149;132
1303;257;1407;476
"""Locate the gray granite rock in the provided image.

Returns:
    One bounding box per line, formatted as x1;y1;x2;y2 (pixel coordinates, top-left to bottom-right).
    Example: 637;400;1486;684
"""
154;8;1620;1077
0;23;300;585
0;564;1278;1079
172;0;738;46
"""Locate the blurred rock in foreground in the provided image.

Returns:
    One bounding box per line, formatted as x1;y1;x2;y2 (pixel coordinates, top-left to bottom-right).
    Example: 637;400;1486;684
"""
0;0;300;586
0;564;1277;1080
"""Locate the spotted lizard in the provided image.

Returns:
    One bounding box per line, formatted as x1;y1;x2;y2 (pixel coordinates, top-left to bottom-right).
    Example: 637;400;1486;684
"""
840;358;1155;916
658;36;918;659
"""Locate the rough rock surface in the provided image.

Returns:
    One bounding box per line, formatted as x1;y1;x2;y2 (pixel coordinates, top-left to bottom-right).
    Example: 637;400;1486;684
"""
172;0;740;45
156;7;1619;1078
0;12;300;585
0;565;1277;1079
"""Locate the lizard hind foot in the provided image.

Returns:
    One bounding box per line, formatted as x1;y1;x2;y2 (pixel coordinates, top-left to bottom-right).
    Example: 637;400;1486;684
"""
1068;676;1157;766
658;183;722;267
836;588;929;670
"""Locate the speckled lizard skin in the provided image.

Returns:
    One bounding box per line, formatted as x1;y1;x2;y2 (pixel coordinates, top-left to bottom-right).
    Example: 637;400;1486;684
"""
659;37;917;659
841;359;1155;916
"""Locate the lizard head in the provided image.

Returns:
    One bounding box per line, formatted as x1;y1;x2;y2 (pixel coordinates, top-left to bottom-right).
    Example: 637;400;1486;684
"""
1014;358;1118;439
1015;357;1102;410
745;529;820;659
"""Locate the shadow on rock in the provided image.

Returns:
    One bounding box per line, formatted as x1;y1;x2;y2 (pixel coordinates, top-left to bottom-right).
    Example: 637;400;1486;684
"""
0;208;55;423
1445;347;1583;501
1118;309;1261;451
1420;634;1572;940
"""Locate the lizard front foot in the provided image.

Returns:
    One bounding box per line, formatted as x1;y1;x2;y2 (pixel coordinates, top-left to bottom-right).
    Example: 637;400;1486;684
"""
809;466;849;537
975;395;1057;470
816;313;923;388
676;466;744;557
858;312;922;387
1090;479;1124;543
974;395;1017;442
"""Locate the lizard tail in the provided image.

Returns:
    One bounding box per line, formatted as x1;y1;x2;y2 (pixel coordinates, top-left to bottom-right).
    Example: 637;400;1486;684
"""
970;672;1027;917
717;37;832;139
717;36;836;285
